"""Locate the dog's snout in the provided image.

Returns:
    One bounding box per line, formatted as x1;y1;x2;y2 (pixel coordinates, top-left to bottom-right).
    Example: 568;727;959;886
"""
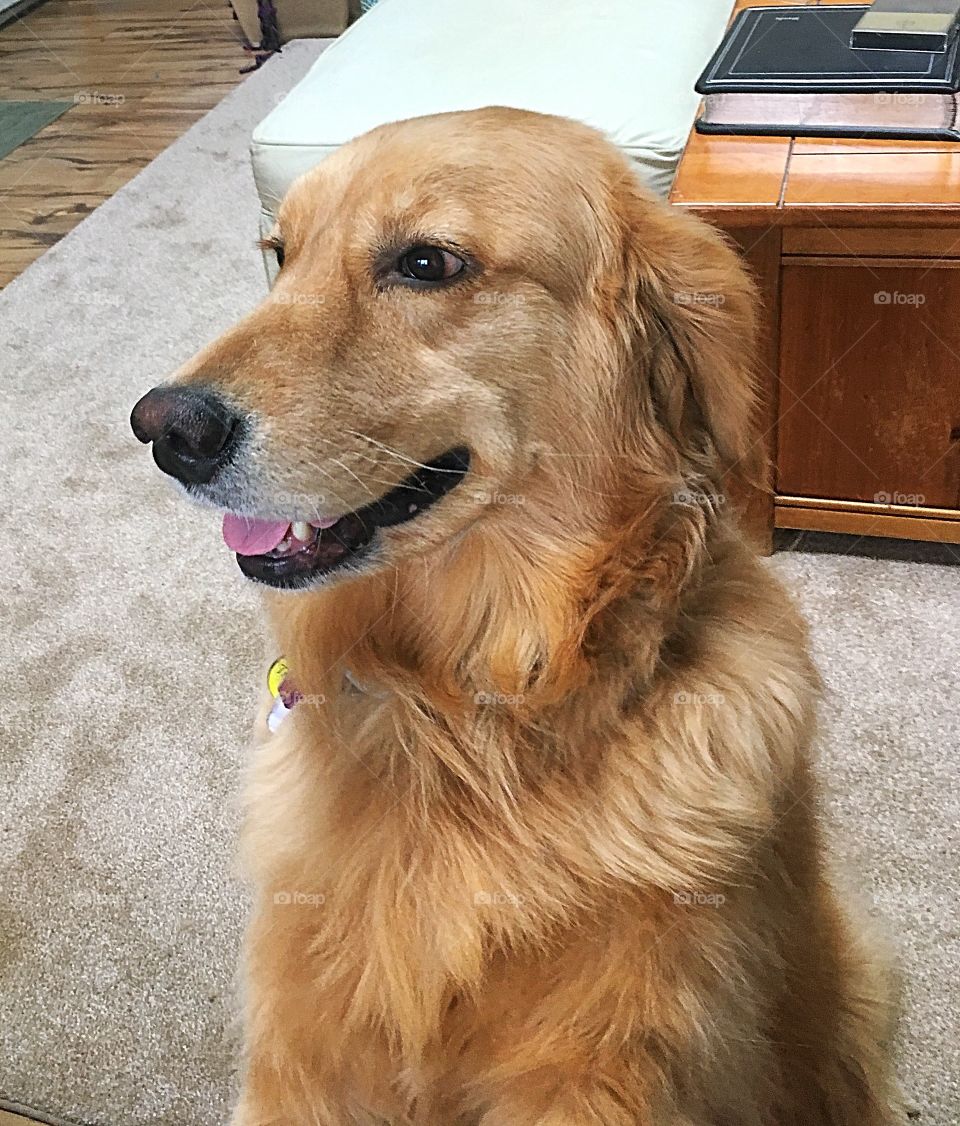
130;385;240;485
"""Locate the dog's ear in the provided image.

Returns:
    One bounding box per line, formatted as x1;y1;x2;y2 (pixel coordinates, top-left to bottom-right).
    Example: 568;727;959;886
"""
617;181;761;482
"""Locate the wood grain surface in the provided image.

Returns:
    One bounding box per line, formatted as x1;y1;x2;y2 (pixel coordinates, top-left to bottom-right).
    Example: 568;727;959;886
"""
673;0;960;545
777;261;960;509
671;0;960;226
0;0;248;288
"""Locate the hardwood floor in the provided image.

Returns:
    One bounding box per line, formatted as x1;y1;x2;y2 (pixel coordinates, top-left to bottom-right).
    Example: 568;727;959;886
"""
0;1111;42;1125
0;0;249;287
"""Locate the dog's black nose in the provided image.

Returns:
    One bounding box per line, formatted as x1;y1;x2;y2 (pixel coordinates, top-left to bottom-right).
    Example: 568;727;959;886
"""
130;385;240;485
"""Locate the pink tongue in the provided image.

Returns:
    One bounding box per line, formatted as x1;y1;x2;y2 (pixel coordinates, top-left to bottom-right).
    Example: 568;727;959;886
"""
222;514;291;556
221;513;342;555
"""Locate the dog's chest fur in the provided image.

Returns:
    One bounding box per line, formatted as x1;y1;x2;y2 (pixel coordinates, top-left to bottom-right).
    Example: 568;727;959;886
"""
241;558;817;1121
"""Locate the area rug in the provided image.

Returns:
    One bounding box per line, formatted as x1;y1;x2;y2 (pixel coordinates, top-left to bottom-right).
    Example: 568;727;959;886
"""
0;37;957;1126
0;101;71;160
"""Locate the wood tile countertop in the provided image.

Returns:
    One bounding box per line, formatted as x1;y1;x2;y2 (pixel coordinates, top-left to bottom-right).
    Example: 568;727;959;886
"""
670;0;960;227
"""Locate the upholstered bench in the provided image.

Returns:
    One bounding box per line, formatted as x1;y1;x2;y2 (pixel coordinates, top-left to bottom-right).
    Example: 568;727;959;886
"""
251;0;734;278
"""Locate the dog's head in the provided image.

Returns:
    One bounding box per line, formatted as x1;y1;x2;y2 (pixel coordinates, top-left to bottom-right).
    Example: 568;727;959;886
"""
131;108;757;593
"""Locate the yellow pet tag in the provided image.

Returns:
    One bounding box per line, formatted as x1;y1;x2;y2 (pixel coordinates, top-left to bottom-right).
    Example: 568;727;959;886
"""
267;656;289;699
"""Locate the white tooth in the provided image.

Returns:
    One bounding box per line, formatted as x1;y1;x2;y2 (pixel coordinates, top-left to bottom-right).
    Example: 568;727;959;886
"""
291;521;311;542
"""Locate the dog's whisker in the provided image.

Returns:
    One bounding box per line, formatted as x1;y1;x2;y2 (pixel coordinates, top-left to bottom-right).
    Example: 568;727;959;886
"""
346;431;466;474
328;457;379;500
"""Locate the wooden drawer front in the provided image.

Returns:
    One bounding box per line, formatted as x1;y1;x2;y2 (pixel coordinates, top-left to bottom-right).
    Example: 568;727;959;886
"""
782;228;960;258
778;261;960;509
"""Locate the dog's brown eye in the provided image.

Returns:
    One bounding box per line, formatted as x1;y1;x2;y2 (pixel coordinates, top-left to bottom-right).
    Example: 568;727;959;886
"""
274;244;285;269
399;245;463;283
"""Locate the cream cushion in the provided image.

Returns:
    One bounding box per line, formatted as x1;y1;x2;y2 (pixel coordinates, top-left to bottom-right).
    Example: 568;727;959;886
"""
251;0;734;266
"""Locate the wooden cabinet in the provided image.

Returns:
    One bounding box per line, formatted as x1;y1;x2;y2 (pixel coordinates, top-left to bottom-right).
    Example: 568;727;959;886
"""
670;0;960;549
777;261;960;511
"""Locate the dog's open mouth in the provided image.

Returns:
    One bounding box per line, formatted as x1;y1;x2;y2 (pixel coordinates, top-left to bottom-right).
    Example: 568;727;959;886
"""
222;447;470;589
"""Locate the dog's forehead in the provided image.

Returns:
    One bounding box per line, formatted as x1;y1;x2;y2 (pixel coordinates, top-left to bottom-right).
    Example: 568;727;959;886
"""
281;115;611;257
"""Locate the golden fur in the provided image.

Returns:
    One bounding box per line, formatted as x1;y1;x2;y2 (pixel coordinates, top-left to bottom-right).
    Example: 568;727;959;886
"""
164;109;899;1124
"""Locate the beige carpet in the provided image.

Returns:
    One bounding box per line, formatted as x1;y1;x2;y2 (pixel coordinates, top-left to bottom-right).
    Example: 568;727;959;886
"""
0;36;957;1126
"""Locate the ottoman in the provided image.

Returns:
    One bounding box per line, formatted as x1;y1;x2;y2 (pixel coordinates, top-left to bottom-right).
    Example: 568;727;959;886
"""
251;0;734;278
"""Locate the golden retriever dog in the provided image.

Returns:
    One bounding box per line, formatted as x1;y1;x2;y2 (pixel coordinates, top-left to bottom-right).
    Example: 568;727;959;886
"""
131;108;900;1125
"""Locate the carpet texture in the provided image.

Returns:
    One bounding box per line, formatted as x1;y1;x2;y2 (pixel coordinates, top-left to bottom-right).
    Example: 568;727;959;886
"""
0;41;324;1126
0;37;957;1126
0;100;71;160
